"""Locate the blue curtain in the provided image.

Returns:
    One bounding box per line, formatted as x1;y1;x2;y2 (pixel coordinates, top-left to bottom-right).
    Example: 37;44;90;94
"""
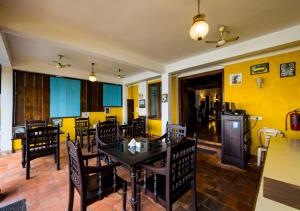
50;77;81;117
103;83;122;107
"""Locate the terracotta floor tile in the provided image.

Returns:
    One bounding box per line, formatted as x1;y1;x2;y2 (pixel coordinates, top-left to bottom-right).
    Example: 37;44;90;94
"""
0;142;261;211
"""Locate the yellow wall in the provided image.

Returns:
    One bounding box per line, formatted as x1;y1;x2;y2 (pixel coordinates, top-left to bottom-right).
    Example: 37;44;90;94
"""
128;84;139;118
171;75;178;124
12;108;123;150
224;50;300;155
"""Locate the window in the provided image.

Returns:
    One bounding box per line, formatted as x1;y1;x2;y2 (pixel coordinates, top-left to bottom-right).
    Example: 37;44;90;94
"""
103;83;122;107
50;77;81;118
148;82;161;119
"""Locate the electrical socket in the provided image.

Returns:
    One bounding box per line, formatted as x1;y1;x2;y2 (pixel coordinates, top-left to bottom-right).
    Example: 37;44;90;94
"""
250;116;263;121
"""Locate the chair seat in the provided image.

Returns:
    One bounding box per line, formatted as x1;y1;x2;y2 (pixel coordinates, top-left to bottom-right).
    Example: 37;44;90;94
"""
86;168;124;201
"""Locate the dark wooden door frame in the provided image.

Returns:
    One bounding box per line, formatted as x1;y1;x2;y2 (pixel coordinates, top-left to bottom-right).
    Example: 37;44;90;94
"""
178;69;224;125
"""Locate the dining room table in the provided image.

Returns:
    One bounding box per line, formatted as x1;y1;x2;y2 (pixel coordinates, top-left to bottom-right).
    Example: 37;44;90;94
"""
98;137;167;211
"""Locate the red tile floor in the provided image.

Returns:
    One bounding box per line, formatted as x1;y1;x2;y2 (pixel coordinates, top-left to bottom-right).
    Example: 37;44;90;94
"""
0;143;261;211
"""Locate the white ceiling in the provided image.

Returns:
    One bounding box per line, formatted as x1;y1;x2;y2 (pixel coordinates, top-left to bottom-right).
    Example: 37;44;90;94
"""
1;0;300;79
6;34;141;76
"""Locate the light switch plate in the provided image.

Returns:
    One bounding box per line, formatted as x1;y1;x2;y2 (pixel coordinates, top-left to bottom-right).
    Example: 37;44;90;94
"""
250;116;263;120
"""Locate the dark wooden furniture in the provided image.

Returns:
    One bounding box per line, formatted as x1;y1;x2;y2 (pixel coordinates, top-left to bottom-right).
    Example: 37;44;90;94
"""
106;115;117;123
138;138;197;211
98;138;167;211
13;70;50;126
22;120;48;168
119;124;131;138
153;122;186;144
66;136;127;211
132;116;146;138
75;117;95;152
25;125;60;179
95;123;122;146
221;114;251;168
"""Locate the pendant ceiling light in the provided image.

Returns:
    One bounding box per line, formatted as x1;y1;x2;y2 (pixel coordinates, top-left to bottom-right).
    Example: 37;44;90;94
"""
190;0;209;41
89;62;97;82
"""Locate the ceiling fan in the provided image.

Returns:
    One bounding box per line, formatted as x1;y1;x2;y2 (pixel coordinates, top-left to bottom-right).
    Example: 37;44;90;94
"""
115;69;126;79
206;25;239;47
49;55;71;69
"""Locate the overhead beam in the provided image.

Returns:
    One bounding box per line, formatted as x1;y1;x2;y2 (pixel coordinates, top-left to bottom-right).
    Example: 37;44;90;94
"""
166;24;300;73
0;32;12;67
0;5;165;74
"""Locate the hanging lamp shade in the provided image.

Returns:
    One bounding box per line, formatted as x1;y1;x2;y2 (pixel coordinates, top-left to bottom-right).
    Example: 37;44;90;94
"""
190;0;209;40
190;14;209;40
89;63;97;82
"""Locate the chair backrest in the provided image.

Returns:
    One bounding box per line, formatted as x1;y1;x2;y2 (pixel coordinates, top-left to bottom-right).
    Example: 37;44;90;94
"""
26;125;59;152
99;120;116;126
75;117;90;128
95;123;119;146
258;127;284;147
106;115;117;123
165;123;187;144
66;135;85;195
165;138;197;201
132;116;146;137
25;120;47;129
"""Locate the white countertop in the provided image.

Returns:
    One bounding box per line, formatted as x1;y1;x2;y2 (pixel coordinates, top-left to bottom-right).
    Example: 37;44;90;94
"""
255;138;300;211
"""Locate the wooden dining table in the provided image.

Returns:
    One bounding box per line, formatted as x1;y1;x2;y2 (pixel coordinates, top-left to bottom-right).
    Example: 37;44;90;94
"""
98;137;167;211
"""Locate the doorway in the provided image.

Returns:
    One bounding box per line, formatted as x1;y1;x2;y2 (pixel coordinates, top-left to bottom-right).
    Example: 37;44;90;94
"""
179;70;223;143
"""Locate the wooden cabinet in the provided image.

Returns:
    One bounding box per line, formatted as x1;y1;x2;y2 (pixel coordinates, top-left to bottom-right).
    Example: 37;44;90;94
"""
221;114;251;168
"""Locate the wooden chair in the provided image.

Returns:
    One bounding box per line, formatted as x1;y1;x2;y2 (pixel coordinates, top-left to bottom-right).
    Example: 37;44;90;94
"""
138;138;197;211
66;135;127;211
95;123;122;146
21;120;48;168
131;116;146;138
75;117;94;152
25;125;60;179
106;115;117;123
153;122;187;144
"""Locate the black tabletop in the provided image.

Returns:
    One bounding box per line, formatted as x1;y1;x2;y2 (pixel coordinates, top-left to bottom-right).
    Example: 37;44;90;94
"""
98;137;167;167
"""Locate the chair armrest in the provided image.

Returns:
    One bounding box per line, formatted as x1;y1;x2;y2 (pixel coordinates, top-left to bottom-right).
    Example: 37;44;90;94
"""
138;164;166;175
84;163;118;174
82;153;102;160
152;134;167;142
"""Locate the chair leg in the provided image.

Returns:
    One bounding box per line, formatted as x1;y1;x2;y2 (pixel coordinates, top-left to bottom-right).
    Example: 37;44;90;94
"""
137;185;141;211
143;169;147;194
68;183;74;211
26;160;30;180
191;181;197;211
154;173;158;202
122;182;127;211
80;199;87;211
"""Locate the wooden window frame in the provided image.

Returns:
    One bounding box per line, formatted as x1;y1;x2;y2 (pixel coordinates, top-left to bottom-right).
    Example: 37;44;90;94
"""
148;82;161;119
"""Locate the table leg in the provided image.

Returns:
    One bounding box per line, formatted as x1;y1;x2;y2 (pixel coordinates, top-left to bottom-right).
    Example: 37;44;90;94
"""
87;132;90;152
80;132;83;148
21;139;26;168
130;169;139;211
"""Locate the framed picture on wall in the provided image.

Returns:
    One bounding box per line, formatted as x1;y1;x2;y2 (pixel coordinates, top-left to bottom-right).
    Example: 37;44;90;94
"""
280;62;295;78
105;107;110;114
250;63;269;75
229;73;242;85
139;99;145;108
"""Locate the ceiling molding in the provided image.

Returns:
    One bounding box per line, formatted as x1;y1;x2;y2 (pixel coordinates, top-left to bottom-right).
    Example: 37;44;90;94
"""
166;24;300;73
0;5;165;74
